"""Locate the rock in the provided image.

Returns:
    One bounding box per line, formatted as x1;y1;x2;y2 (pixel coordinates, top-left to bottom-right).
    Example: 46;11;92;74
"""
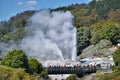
79;40;113;59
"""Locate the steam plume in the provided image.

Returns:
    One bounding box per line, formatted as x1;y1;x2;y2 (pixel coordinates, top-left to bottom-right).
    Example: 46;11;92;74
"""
0;10;77;61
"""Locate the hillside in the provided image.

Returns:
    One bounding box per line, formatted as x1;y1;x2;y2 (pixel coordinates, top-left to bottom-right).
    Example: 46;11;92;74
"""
0;10;35;43
53;0;120;54
0;0;120;80
0;0;120;55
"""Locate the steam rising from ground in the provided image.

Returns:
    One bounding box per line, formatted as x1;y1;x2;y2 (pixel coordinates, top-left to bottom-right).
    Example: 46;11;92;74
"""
0;10;77;61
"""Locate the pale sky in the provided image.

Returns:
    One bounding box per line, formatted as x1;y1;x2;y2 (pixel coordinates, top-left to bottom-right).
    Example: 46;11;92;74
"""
0;0;92;21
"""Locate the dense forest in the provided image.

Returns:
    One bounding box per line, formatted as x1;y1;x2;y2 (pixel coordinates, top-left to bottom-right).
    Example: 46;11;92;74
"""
0;0;120;79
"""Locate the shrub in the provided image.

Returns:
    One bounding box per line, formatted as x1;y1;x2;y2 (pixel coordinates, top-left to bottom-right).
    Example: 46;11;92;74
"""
113;47;120;66
99;72;120;80
28;58;43;74
40;70;48;78
66;74;78;80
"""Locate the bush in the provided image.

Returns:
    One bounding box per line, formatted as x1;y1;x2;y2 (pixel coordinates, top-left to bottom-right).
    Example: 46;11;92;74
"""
99;72;120;80
28;58;44;74
66;74;78;80
1;50;28;68
113;47;120;66
40;70;48;78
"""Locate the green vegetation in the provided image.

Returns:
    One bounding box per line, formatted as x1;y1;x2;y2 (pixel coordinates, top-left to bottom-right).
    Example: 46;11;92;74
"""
98;72;120;80
66;74;79;80
0;0;120;55
0;65;40;80
40;70;48;78
28;58;43;74
91;22;120;44
1;50;28;68
89;0;120;19
95;47;120;80
113;47;120;69
53;0;120;54
0;10;35;43
80;39;113;58
77;27;91;55
0;50;50;80
0;0;120;79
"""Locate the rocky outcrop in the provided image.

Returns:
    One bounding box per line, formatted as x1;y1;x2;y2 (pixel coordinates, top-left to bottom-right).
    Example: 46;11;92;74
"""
79;40;113;59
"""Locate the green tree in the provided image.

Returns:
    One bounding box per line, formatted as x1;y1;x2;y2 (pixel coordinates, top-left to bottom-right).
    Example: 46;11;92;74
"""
77;27;91;55
90;30;103;44
90;23;104;44
113;47;120;66
40;70;48;78
103;24;120;44
89;0;97;9
91;22;120;44
28;58;44;74
108;9;120;24
1;50;28;68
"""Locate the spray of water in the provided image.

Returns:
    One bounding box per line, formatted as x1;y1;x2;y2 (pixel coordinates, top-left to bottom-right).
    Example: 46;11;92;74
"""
0;10;77;61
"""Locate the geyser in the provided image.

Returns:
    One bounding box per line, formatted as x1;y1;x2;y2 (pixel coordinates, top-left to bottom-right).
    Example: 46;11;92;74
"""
20;10;77;61
0;10;77;61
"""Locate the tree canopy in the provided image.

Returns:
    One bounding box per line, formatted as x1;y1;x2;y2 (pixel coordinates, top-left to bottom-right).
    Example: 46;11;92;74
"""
28;58;43;74
1;50;28;68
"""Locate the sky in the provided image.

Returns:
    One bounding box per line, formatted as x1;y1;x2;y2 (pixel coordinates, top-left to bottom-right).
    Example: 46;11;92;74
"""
0;0;92;21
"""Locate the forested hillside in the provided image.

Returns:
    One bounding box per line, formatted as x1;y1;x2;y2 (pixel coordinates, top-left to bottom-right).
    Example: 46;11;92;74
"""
0;10;35;43
0;0;120;80
0;0;120;55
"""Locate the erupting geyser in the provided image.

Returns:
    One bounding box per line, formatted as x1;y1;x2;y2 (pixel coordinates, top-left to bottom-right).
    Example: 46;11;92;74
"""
0;10;77;61
21;10;77;61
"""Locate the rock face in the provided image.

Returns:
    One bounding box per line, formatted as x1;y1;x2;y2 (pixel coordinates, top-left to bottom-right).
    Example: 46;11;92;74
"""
79;40;113;59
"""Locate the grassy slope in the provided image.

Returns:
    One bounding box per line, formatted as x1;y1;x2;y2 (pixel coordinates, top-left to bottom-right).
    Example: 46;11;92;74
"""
0;65;39;80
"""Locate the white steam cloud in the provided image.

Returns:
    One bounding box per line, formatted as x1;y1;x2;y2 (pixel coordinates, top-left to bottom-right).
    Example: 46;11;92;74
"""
0;10;77;61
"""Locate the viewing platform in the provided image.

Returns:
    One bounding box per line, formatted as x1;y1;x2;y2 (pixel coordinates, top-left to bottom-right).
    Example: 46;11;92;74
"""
45;65;96;75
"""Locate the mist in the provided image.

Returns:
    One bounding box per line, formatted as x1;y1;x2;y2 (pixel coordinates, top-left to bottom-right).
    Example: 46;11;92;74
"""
0;10;77;61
